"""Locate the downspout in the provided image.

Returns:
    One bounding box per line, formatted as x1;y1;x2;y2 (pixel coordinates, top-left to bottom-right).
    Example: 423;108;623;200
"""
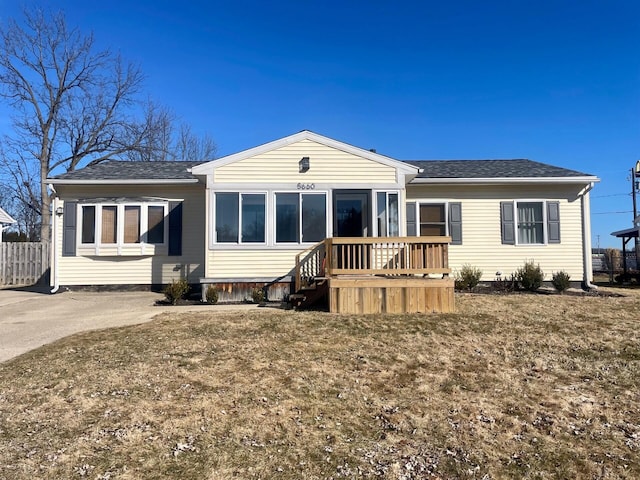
50;188;60;294
581;182;597;290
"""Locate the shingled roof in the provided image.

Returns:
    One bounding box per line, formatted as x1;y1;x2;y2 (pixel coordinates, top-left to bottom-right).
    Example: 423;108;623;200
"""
406;159;593;179
48;157;595;183
50;160;203;181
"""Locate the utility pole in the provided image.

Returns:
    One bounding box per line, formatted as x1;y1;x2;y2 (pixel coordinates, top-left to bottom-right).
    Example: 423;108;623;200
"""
633;161;640;269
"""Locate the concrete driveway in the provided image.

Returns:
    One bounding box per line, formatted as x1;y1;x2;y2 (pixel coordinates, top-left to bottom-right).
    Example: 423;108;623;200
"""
0;288;256;363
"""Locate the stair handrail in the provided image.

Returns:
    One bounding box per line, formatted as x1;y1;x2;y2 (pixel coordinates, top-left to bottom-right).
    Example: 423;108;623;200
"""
294;239;327;292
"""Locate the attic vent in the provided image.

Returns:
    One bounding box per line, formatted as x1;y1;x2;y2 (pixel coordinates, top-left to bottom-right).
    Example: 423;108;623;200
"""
369;149;376;153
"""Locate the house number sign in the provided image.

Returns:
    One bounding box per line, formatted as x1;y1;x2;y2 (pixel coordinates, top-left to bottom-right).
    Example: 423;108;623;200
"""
297;183;315;190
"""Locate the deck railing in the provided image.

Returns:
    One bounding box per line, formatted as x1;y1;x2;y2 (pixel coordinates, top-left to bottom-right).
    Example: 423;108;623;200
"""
294;237;451;291
325;236;451;276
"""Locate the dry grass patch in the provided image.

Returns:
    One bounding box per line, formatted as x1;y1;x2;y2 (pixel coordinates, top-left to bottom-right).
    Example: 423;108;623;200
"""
1;291;640;479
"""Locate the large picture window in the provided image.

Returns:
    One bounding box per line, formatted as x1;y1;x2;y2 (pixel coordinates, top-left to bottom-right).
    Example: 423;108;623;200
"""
215;193;266;243
275;192;326;243
80;203;167;246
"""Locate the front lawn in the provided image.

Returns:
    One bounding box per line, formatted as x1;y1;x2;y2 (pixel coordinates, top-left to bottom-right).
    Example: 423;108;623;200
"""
1;291;639;479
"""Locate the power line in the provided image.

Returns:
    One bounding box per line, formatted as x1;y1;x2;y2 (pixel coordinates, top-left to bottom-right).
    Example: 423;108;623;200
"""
592;210;633;215
592;193;631;198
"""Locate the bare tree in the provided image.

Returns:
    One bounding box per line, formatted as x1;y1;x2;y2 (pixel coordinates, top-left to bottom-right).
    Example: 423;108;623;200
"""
0;9;155;242
124;102;217;162
175;124;217;161
0;143;41;239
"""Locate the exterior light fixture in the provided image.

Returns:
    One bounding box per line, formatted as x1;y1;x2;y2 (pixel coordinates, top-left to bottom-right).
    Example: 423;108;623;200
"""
55;206;64;216
299;156;310;173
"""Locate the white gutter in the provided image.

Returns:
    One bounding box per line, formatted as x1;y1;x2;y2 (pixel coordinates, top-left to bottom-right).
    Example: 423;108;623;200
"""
410;176;600;185
50;191;60;294
581;182;597;290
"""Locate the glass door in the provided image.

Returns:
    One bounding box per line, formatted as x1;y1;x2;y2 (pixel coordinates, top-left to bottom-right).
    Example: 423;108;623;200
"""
333;190;370;237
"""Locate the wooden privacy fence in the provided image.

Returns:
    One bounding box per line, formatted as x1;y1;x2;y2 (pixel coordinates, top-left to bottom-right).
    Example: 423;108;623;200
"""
0;242;50;286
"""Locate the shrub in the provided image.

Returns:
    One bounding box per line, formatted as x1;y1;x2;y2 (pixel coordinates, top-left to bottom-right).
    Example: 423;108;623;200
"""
205;285;219;304
493;274;518;293
454;264;483;291
163;278;190;305
551;270;571;293
516;260;544;291
251;286;265;304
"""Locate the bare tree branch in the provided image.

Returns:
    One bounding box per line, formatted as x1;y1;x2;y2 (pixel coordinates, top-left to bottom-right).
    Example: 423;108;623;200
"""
0;8;217;242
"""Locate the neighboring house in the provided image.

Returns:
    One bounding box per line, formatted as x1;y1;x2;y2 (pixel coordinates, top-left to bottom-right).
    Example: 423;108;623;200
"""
47;130;600;300
0;207;17;243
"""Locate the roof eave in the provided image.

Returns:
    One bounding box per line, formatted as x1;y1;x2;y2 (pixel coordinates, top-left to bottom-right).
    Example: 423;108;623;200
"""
46;178;200;185
409;176;600;185
611;226;640;238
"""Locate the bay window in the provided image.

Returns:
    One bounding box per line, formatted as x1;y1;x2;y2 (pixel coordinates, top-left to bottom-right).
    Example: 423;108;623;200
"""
80;203;167;246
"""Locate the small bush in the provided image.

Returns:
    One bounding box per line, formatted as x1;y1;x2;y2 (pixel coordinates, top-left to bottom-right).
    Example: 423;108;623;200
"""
516;260;544;292
455;264;483;291
551;270;571;293
205;285;219;304
493;274;518;293
163;278;190;305
251;287;265;304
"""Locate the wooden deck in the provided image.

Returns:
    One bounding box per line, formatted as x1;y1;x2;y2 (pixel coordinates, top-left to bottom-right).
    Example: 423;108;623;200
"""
294;236;454;313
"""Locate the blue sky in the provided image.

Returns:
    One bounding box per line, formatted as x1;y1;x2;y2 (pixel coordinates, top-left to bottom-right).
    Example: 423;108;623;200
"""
1;0;639;247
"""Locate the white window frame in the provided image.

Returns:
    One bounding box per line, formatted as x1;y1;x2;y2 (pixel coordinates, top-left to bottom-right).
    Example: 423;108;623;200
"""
213;191;268;245
274;191;328;245
413;201;449;237
78;202;169;247
514;200;547;246
374;190;401;237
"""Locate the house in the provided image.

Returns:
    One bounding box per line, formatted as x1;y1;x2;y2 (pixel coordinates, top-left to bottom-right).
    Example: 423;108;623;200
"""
47;131;599;311
0;207;17;243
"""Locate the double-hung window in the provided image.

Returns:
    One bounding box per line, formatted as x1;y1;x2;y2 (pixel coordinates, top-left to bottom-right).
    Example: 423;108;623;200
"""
419;204;447;236
516;202;544;244
501;200;561;245
275;192;326;243
406;201;463;245
215;193;266;243
80;203;167;246
376;192;399;237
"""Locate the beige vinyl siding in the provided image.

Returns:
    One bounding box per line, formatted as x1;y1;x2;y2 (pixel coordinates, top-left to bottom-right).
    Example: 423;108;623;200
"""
207;249;302;278
214;139;397;184
207;247;304;279
407;184;587;281
55;184;205;285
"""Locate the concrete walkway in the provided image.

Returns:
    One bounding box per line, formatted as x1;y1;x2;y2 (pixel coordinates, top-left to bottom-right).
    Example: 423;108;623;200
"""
0;288;258;363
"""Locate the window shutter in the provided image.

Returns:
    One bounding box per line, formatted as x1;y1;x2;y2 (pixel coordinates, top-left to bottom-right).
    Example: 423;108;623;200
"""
500;201;515;245
448;202;462;245
62;201;77;256
168;201;183;256
547;201;561;244
406;202;416;236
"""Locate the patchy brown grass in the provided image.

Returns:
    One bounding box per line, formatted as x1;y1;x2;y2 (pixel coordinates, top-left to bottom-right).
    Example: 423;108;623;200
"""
1;291;640;479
